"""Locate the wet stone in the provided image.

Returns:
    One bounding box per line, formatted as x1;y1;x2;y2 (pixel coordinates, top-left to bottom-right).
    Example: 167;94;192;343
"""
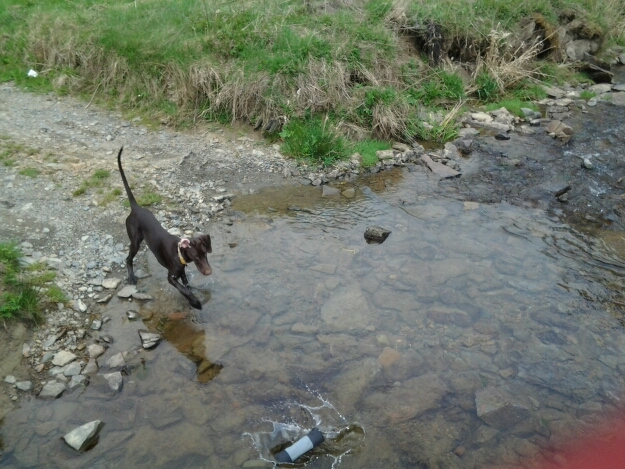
39;381;66;399
82;359;99;375
126;310;139;321
377;347;402;369
90;319;102;331
321;185;340;197
364;226;391;244
63;420;104;452
139;330;161;349
427;307;473;327
101;371;123;393
321;285;373;332
117;285;138;298
70;374;89;387
105;353;126;370
341;188;356;199
475;387;530;429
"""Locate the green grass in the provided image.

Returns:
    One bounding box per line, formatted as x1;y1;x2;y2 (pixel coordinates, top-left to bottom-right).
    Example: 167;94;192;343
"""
100;187;122;206
19;167;40;177
352;140;392;167
0;0;623;148
580;90;596;100
73;168;112;197
280;116;347;166
122;191;162;207
0;242;63;322
485;99;539;117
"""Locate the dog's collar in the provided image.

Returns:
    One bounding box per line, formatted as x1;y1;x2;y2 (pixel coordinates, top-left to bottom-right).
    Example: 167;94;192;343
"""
177;241;188;266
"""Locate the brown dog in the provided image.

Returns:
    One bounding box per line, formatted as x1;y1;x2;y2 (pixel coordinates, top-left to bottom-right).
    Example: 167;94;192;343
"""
118;147;212;309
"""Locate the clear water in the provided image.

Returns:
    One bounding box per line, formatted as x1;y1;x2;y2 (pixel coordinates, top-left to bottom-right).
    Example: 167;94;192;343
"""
2;168;625;469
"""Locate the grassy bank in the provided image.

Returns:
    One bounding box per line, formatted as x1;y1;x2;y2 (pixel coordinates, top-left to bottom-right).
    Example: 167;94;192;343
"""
1;0;623;165
0;242;66;323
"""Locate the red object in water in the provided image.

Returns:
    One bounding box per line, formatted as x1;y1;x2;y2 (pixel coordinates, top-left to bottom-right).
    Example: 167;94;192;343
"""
523;411;625;469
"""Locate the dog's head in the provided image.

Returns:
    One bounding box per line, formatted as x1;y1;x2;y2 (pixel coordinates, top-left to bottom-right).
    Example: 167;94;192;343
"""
180;235;212;275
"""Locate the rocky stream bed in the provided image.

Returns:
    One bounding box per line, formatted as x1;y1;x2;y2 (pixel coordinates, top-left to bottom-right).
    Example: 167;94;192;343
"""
2;73;625;468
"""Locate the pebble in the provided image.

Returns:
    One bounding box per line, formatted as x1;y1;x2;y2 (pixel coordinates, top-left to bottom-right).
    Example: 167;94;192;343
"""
102;278;121;289
39;381;66;399
139;330;161;349
88;343;106;358
90;319;102;331
101;372;123;392
15;381;33;391
117;285;138;298
4;375;17;384
63;420;104;452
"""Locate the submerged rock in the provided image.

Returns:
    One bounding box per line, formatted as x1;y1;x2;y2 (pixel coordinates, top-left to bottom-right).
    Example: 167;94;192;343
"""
138;330;161;349
62;420;104;452
39;381;66;399
117;285;138;298
101;372;123;393
475;386;530;429
364;226;391;244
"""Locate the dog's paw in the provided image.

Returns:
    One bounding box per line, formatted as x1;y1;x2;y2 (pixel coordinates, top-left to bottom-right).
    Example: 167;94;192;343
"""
128;275;138;285
189;298;203;310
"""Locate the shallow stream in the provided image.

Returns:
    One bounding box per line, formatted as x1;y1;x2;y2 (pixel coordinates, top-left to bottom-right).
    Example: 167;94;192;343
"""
3;166;625;469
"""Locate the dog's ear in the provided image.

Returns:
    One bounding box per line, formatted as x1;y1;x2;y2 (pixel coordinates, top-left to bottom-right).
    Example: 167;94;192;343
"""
180;238;190;249
199;234;212;253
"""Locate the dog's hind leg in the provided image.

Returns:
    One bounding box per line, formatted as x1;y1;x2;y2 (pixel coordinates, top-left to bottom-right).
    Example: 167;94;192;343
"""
125;217;143;285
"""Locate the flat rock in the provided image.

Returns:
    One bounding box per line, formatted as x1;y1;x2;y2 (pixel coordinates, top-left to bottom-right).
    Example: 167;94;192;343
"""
131;292;153;301
101;371;123;392
52;350;77;367
366;373;449;424
95;293;113;304
421;154;460;179
541;85;565;98
117;285;138;298
475;386;530;429
39;381;66;399
321;185;340;197
63;362;83;377
63;420;104;452
427;307;473;327
291;323;319;334
102;278;121;289
341;187;356;199
82;359;99;375
4;375;16;384
310;264;337;275
88;344;106;358
321;285;372;332
333;357;381;409
376;149;395;160
138;330;161;349
105;353;126;370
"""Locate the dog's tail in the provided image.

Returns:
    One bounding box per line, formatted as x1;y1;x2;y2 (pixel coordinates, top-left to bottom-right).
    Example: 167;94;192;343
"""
117;147;138;208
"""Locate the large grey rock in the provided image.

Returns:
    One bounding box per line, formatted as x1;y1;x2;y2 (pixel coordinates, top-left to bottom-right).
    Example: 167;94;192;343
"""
39;381;66;399
62;420;104;452
321;285;372;332
82;359;99;375
52;350;76;367
138;330;161;349
475;386;530;429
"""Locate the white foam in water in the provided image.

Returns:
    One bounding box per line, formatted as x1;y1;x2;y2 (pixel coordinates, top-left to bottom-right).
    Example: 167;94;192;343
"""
243;388;364;467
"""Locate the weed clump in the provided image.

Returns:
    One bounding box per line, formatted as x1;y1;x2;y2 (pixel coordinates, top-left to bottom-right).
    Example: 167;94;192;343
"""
0;242;63;322
280;116;347;167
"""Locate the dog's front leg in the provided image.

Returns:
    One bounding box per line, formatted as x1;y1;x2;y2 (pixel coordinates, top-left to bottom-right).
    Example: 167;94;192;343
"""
167;273;202;310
